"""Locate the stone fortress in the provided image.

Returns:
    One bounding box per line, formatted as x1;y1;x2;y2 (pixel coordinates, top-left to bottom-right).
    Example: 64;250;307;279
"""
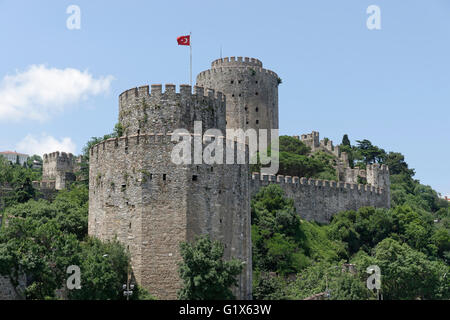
85;57;390;300
34;152;77;190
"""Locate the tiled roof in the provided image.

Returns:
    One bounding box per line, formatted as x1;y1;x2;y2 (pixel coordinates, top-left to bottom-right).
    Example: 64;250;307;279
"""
0;151;29;156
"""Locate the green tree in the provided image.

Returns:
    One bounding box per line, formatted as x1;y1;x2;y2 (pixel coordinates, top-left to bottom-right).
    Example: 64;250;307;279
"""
287;262;372;300
82;123;124;160
0;183;139;300
251;136;337;180
253;273;287;300
177;236;243;300
342;134;351;147
26;155;43;169
279;136;310;155
68;238;129;300
352;238;450;300
355;139;386;164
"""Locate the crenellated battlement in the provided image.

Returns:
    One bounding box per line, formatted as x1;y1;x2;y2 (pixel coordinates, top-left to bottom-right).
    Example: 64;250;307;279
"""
197;57;279;132
299;131;353;166
250;173;385;195
211;56;263;68
367;163;389;173
41;151;75;191
119;84;226;105
197;66;279;82
118;84;227;136
88;56;391;301
43;151;74;162
250;172;390;223
89;132;249;164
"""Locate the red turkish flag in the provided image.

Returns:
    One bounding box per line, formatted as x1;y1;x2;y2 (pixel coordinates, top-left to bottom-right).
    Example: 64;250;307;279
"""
177;35;190;46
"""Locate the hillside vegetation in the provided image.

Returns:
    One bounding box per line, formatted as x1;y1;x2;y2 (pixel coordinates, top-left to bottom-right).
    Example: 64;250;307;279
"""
0;133;448;300
252;135;449;300
0;153;152;300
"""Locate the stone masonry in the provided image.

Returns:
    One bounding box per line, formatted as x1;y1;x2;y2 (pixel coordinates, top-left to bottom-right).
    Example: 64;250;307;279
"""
39;152;76;190
88;57;391;301
250;173;390;224
89;85;252;300
197;57;279;132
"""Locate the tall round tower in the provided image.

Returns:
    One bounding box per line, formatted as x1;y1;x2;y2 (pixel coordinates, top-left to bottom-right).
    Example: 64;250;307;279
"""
196;57;279;132
89;84;252;300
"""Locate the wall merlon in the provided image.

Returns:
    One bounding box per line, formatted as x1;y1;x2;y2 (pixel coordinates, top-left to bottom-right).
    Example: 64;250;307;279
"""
138;85;150;96
164;84;176;96
151;84;163;96
194;86;204;96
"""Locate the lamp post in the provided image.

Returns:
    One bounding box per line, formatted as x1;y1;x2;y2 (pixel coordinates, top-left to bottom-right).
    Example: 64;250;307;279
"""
123;264;134;300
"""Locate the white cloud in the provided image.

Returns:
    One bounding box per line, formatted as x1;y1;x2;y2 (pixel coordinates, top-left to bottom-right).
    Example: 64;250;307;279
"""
0;65;114;122
16;133;77;156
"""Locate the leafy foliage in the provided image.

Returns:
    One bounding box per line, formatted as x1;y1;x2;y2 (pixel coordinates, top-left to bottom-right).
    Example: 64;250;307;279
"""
68;238;129;300
178;236;243;300
252;136;337;181
251;184;346;300
82;123;124;160
252;171;449;299
0;156;41;208
351;239;449;300
0;184;145;300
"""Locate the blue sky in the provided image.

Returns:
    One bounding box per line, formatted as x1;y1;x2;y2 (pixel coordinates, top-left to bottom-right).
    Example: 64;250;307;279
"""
0;0;449;196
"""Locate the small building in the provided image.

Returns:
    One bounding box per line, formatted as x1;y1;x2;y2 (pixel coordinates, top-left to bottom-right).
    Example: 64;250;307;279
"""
31;159;42;170
445;196;450;202
0;151;29;166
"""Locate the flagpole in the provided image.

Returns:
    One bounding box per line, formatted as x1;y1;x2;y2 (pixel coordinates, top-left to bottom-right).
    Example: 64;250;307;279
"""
190;32;192;88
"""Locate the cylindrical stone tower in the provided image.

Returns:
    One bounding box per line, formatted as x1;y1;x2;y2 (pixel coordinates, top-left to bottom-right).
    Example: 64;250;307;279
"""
118;84;226;135
89;84;252;300
196;57;279;132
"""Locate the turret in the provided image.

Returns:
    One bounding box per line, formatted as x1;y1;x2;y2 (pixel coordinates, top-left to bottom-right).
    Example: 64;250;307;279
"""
118;84;226;136
196;57;279;132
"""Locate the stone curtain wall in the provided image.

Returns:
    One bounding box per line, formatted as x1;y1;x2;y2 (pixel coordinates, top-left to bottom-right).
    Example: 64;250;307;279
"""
250;174;390;224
